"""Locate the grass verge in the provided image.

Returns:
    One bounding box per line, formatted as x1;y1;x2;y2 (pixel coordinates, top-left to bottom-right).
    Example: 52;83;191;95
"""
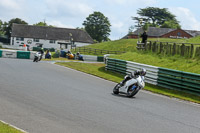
55;62;200;104
0;121;24;133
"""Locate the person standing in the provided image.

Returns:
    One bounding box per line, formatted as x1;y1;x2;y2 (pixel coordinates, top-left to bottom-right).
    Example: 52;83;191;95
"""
141;31;148;43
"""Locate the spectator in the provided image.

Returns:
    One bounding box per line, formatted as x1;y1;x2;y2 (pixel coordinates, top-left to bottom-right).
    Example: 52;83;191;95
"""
141;31;148;43
45;50;51;59
76;52;84;61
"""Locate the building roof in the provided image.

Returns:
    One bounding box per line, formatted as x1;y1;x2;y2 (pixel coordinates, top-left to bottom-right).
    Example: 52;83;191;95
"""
11;23;94;44
184;30;200;37
132;27;200;37
133;27;176;37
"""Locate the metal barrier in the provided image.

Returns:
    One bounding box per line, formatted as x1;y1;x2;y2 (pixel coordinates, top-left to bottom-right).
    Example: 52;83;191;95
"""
82;55;104;62
0;49;35;59
158;68;200;95
105;57;200;95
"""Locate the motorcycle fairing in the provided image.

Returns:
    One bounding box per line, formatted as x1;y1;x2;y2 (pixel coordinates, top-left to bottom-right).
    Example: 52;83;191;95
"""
119;78;137;93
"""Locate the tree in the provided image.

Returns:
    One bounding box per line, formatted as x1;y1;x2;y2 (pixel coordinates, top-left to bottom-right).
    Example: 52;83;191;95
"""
33;21;54;27
132;7;181;29
83;11;111;42
0;20;4;35
160;20;181;29
76;27;86;31
34;21;48;26
5;18;28;38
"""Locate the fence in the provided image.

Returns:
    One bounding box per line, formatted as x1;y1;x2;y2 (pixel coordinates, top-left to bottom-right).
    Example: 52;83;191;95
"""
137;41;200;58
73;47;126;55
105;57;200;96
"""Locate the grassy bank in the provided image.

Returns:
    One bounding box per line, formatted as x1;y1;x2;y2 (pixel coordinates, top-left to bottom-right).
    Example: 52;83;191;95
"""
55;62;200;104
72;38;200;74
110;52;200;74
0;121;24;133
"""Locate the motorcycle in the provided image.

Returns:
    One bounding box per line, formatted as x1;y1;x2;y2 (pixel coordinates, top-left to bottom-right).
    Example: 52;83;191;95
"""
33;52;42;62
113;73;145;97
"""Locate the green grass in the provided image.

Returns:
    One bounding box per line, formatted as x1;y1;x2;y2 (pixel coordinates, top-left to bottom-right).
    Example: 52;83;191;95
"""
81;37;200;53
0;121;24;133
185;36;200;44
84;38;187;52
55;62;200;104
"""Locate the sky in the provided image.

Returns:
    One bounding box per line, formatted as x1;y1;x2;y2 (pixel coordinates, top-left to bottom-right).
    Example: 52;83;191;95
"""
0;0;200;40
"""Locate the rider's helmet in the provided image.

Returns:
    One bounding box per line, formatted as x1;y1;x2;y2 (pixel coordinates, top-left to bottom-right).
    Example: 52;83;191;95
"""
141;68;146;76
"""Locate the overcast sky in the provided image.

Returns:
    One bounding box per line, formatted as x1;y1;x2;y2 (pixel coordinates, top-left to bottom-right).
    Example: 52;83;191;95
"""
0;0;200;40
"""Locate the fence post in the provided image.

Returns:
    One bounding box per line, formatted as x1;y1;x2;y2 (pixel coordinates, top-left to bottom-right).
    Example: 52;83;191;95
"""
169;44;172;55
152;42;156;52
159;42;163;54
195;47;200;58
166;43;169;55
172;43;176;55
149;41;152;51
78;47;81;53
191;44;194;58
181;44;185;56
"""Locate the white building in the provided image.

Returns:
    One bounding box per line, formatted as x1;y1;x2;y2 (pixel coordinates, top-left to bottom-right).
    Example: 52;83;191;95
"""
10;24;94;50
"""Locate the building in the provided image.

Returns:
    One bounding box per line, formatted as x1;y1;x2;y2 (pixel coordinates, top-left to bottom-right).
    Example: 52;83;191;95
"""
10;24;94;50
124;27;200;39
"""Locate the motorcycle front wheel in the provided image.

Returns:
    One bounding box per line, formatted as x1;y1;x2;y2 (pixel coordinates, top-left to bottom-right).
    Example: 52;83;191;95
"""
113;83;120;94
127;85;139;98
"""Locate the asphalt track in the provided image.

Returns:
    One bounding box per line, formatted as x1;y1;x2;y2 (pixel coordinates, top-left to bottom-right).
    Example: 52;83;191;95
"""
0;58;200;133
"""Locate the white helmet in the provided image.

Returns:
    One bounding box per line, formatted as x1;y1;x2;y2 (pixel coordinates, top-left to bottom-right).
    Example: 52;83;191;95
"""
141;68;146;76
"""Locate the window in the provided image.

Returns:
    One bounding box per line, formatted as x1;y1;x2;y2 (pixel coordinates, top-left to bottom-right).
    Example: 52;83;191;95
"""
49;40;56;43
33;38;40;42
16;37;24;41
177;32;181;37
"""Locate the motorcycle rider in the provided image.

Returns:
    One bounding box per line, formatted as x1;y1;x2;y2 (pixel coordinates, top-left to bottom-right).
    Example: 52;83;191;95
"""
38;48;44;61
119;68;146;86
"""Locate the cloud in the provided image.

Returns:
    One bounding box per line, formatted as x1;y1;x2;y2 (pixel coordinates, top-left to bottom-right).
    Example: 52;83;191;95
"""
104;0;158;5
170;7;200;30
48;20;75;28
0;0;26;20
112;21;124;29
0;0;21;10
44;0;93;18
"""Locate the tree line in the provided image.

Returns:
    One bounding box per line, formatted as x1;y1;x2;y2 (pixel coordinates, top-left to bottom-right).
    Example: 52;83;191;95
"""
0;18;52;38
0;7;181;43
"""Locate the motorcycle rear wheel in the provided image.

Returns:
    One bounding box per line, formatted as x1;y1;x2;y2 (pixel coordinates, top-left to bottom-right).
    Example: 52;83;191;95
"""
113;83;120;94
127;85;139;98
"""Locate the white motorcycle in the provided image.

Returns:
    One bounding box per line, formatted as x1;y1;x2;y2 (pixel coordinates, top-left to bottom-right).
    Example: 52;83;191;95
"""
113;73;145;97
33;52;42;62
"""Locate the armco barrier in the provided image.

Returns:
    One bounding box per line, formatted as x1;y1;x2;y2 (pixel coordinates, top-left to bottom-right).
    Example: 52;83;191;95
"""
105;57;200;95
126;61;159;85
105;58;158;85
106;58;127;75
17;51;30;59
2;49;17;58
82;55;103;62
0;49;35;59
158;68;200;95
